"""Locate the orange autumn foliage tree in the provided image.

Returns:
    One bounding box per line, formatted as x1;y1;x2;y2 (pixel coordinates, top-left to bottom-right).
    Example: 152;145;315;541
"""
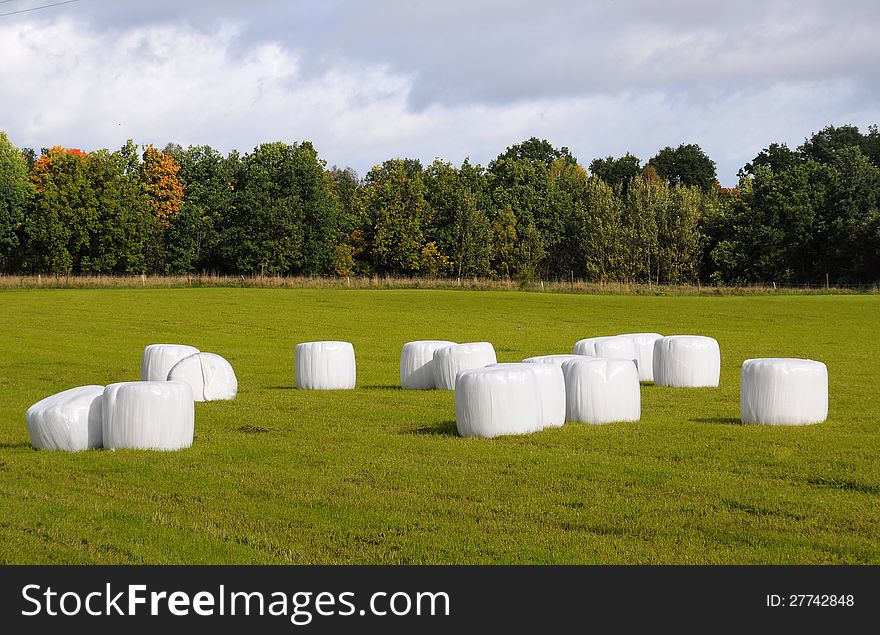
31;146;87;193
139;145;184;227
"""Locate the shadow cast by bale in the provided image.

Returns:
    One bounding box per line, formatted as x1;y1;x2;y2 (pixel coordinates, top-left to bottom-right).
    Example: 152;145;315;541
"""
361;385;401;391
691;417;742;426
406;420;459;437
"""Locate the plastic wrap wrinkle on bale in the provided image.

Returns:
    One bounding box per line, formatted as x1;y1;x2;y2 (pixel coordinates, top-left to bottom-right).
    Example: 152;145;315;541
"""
561;358;640;424
740;358;828;425
400;340;457;389
102;381;194;450
454;366;544;438
652;335;721;387
573;335;634;359
295;341;357;390
26;385;104;451
432;342;497;390
522;354;585;366
618;333;663;382
489;363;566;428
141;344;200;381
167;352;238;401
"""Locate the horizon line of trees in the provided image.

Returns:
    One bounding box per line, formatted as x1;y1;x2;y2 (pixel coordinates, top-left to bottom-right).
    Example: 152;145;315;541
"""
1;124;878;284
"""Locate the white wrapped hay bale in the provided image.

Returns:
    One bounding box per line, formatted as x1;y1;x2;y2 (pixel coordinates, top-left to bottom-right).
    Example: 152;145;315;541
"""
25;385;104;451
489;363;566;428
141;344;200;381
167;352;238;402
619;333;663;382
102;381;194;450
522;354;585;366
740;358;828;425
573;336;635;361
295;341;356;390
432;342;497;390
561;358;640;424
400;340;457;389
652;335;721;387
454;367;543;438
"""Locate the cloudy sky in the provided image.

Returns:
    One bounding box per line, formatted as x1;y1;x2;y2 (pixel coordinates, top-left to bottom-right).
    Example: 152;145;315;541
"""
2;0;878;184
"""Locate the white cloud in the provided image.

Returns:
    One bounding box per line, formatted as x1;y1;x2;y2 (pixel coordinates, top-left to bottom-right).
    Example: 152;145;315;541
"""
1;16;878;186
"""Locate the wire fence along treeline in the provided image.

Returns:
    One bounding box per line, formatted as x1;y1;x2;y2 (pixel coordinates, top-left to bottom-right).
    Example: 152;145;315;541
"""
2;273;876;295
1;126;879;285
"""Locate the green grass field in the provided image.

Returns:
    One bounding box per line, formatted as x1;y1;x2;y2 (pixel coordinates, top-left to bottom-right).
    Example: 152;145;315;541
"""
1;288;878;564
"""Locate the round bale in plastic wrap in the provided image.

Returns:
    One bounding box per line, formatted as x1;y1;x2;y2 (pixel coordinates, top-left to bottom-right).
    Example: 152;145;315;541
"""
432;342;497;390
454;366;543;438
102;381;195;450
740;358;828;425
489;362;566;428
295;341;357;390
561;358;640;424
167;352;238;402
618;332;663;382
400;340;456;390
573;335;635;360
652;335;720;388
26;385;104;451
141;344;200;381
522;354;585;366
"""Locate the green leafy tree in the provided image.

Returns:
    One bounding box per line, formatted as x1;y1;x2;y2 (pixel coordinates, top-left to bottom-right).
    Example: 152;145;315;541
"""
589;153;642;193
490;206;518;278
621;174;662;282
546;158;590;277
815;148;880;282
290;142;341;275
424;159;492;278
165;145;238;273
799;124;877;167
25;145;154;273
224;142;304;275
488;138;576;276
648;144;717;191
577;177;625;282
739;143;800;178
0;132;31;271
355;159;429;275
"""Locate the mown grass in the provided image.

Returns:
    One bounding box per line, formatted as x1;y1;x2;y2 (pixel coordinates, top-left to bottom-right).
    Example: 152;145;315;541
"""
0;288;877;564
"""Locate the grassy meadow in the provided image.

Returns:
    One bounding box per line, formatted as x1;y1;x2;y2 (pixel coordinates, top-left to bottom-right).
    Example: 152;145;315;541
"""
0;288;877;564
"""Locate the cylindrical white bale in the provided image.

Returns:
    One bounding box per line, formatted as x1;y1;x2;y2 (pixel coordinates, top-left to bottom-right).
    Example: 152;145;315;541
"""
167;352;238;402
522;354;585;366
141;344;200;381
489;363;566;428
618;333;663;382
432;342;497;390
102;381;194;450
25;385;104;451
573;335;634;358
593;336;638;364
295;341;356;390
454;367;543;438
400;340;457;389
561;358;640;424
740;358;828;425
652;335;721;388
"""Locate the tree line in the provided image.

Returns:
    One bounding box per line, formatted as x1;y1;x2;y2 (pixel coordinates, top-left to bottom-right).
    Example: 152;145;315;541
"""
1;125;878;284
